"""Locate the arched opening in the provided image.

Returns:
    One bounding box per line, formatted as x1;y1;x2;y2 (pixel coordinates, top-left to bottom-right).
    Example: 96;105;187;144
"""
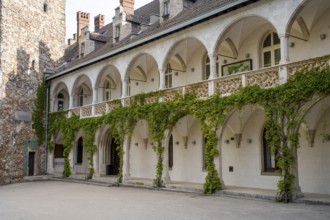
126;53;159;96
214;16;278;76
169;115;206;183
52;82;69;112
286;0;330;61
104;138;120;176
163;38;208;87
96;65;122;102
297;96;330;195
72;75;93;107
220;106;278;190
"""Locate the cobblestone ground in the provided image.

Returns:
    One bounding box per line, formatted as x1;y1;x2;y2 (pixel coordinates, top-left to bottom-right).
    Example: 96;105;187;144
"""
0;181;329;220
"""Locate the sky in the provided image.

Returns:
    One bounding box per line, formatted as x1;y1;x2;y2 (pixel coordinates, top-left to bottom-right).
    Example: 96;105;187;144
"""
66;0;153;41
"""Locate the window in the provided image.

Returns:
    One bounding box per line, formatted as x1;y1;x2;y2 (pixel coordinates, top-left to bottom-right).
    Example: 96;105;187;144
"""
77;137;83;164
115;25;120;39
54;144;64;158
104;81;111;101
164;1;170;16
203;56;210;80
202;136;207;171
168;135;173;170
165;63;172;88
127;78;131;96
203;55;219;79
262;128;278;172
57;93;64;111
79;89;84;107
43;3;48;13
262;32;280;67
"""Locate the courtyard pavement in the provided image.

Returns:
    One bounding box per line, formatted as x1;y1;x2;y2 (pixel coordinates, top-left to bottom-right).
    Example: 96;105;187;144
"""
0;181;329;220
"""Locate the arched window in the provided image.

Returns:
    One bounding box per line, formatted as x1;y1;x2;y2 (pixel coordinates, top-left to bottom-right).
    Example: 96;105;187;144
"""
203;55;219;80
262;128;277;172
165;63;172;88
127;78;131;96
262;32;280;67
104;80;111;101
168;134;173;170
57;93;64;111
79;88;84;107
203;56;210;80
77;137;83;164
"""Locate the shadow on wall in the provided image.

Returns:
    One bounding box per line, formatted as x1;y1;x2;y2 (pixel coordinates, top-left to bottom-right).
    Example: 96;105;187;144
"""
0;41;59;183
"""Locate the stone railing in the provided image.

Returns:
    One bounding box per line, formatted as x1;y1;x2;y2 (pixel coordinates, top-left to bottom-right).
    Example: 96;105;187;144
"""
56;57;329;118
287;56;330;78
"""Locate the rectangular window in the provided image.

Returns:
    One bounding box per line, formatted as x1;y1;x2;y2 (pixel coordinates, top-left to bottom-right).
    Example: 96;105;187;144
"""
115;25;120;38
165;74;172;88
263;51;271;67
164;1;170;16
202;137;207;171
54;145;64;158
168;135;173;170
274;48;281;65
58;101;64;111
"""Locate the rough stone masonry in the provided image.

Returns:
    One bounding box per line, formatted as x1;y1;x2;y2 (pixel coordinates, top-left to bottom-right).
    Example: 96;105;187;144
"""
0;0;66;184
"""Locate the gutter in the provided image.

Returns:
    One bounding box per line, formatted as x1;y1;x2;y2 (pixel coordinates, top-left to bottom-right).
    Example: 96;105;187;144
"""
46;0;257;81
44;79;51;174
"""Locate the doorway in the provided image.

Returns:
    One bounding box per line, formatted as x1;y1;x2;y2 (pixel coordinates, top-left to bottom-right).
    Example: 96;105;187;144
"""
106;138;120;175
28;152;35;176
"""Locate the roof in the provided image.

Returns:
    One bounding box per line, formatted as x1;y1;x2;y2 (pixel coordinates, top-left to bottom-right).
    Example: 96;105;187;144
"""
50;0;257;80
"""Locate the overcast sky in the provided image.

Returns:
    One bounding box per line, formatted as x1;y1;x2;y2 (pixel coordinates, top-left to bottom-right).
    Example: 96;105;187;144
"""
66;0;153;41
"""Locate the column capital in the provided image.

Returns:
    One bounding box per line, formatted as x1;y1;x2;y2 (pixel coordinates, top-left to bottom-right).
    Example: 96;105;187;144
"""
278;33;290;38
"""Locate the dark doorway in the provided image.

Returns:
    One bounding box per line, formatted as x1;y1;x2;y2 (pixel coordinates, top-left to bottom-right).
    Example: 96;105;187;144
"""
77;137;83;164
28;152;35;176
107;138;120;175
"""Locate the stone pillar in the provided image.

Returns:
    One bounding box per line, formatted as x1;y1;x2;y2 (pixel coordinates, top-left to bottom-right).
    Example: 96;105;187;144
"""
209;54;217;79
279;34;290;65
159;69;165;90
122;79;128;98
163;132;170;183
278;34;290;85
69;94;74;109
122;136;131;181
47;151;54;174
93;87;98;104
292;147;302;198
69;147;75;175
93;141;99;177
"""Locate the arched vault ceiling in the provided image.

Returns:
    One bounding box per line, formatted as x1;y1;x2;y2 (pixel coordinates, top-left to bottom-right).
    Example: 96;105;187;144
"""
298;0;330;31
170;39;206;65
130;54;158;75
219;17;269;52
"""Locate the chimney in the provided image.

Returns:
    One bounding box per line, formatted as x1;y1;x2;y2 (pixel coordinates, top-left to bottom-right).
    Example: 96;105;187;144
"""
77;11;90;37
94;14;105;31
120;0;135;15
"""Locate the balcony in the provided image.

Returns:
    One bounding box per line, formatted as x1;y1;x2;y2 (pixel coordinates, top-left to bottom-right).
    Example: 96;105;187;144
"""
57;57;330;119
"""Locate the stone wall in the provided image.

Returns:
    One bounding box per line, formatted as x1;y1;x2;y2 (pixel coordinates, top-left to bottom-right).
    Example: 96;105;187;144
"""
0;0;66;184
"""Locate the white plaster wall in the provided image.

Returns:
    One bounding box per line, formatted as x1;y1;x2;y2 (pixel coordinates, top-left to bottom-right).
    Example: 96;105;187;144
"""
289;9;330;62
298;110;330;195
169;121;207;183
50;0;309;103
222;110;279;189
130;135;157;179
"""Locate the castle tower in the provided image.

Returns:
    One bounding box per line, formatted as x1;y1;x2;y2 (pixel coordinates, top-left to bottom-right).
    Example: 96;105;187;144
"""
0;0;66;184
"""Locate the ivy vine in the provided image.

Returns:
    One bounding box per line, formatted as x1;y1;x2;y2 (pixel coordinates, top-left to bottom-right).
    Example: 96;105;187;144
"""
34;56;330;200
